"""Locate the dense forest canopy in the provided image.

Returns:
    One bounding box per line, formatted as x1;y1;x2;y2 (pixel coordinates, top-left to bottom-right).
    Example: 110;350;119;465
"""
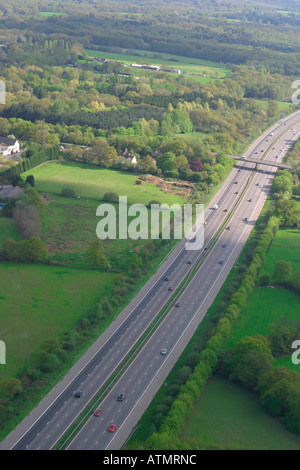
0;0;300;74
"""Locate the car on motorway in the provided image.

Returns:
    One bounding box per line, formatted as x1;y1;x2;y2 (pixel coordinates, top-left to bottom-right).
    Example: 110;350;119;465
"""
243;217;248;222
108;424;117;433
222;243;226;248
74;390;83;398
187;260;192;264
161;349;167;355
235;191;238;194
248;198;252;202
168;286;173;291
226;225;230;230
175;302;181;307
117;393;125;401
94;409;103;416
234;181;238;184
164;276;169;281
223;209;228;212
219;260;224;265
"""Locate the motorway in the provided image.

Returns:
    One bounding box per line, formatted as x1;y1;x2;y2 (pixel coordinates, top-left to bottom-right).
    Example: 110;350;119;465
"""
1;109;300;451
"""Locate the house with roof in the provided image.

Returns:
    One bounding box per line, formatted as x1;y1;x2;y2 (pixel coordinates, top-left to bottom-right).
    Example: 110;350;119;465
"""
0;137;20;157
119;149;137;165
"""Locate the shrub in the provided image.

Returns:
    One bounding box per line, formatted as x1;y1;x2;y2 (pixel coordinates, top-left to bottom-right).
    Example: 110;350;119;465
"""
102;191;119;202
61;187;76;198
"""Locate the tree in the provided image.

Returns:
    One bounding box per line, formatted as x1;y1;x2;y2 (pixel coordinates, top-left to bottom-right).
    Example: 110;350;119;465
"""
272;260;292;283
17;236;49;263
25;175;35;187
13;205;42;239
90;138;118;168
175;154;188;171
269;321;300;356
0;378;22;399
22;187;44;213
2;238;18;261
139;155;157;174
291;271;300;294
272;171;293;195
258;367;300;417
230;336;274;389
156;152;176;173
190;158;203;172
87;239;108;269
274;197;300;227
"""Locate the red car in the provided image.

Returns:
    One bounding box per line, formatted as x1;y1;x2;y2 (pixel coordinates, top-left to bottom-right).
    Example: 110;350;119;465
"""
108;424;117;432
94;409;103;417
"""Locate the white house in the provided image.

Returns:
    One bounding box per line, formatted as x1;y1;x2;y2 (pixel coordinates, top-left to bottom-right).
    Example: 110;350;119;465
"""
119;149;137;165
0;137;20;156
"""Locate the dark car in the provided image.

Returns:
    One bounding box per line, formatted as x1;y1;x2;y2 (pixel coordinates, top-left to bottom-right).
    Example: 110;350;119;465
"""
117;393;125;401
219;260;224;265
187;260;192;264
75;390;83;398
164;276;169;282
168;286;173;291
175;302;181;308
235;191;238;194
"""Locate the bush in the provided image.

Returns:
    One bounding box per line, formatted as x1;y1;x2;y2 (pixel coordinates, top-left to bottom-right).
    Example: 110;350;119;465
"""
61;187;76;198
258;274;271;286
102;191;119;203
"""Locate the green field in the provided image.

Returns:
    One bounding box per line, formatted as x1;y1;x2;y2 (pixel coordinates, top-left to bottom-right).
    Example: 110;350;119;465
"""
0;161;188;380
84;47;229;80
254;99;295;113
180;376;300;450
23;161;186;206
224;287;300;349
224;226;300;349
259;228;300;278
0;263;115;381
22;162;186;269
41;194;156;270
38;11;67;17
